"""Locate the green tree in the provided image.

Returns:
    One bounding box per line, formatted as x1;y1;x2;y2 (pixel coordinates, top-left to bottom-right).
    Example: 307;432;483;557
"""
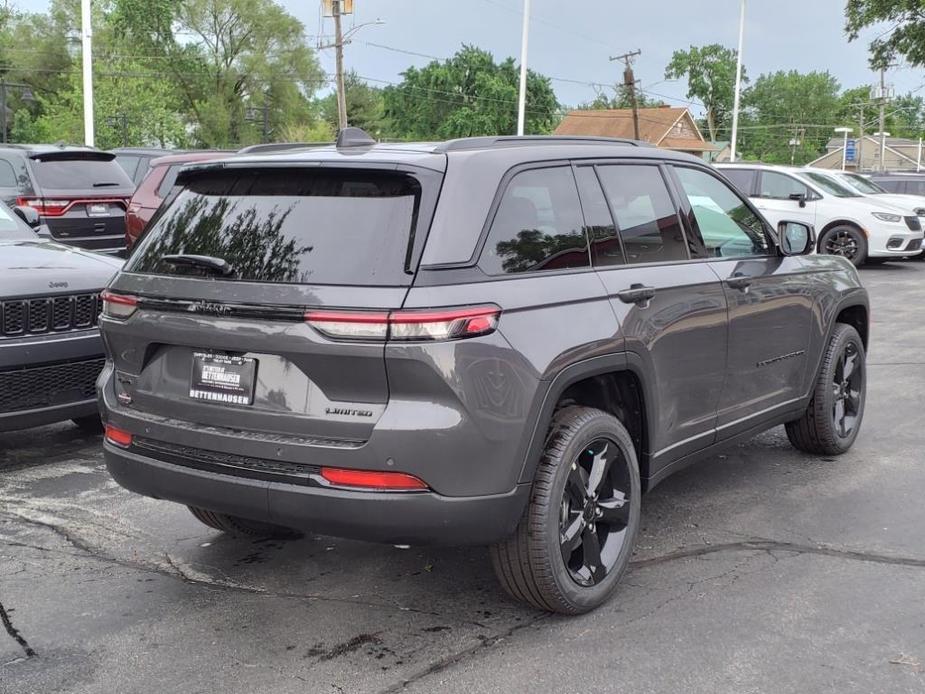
382;45;559;139
739;70;842;164
576;85;666;110
318;72;386;136
846;0;925;67
665;44;742;142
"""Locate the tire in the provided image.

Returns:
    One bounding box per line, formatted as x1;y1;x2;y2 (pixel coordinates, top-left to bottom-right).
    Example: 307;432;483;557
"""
786;324;866;456
187;506;302;539
72;415;104;434
818;225;867;267
490;406;641;615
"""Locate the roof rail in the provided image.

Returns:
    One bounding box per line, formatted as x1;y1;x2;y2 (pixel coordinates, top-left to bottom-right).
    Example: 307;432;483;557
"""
434;135;649;153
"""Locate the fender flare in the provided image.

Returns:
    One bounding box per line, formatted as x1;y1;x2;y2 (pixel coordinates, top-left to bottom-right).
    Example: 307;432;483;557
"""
516;352;658;486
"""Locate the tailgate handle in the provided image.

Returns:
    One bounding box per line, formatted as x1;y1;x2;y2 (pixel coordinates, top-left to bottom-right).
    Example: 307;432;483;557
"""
617;284;656;305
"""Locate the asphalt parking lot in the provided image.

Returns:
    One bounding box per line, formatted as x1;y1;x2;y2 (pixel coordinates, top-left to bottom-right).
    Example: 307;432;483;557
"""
2;261;925;694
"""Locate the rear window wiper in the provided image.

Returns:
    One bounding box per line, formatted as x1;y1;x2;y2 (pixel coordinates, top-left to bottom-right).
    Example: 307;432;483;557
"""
162;254;236;277
92;182;121;187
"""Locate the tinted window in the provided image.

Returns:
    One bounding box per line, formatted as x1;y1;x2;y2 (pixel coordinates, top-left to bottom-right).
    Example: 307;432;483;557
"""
0;160;18;188
596;165;688;264
480;167;589;274
575;166;622;267
114;155;141;181
874;178;903;193
31;156;134;190
674;167;770;258
800;172;859;197
759;171;811;200
905;180;925;196
157;165;181;198
721;168;756;195
128;169;425;286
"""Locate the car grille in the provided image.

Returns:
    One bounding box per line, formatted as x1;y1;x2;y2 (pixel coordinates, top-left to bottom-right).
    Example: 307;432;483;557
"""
0;357;105;413
1;293;100;337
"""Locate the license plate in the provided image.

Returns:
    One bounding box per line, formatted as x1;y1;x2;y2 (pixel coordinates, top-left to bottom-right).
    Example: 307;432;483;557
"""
189;352;257;405
87;203;109;217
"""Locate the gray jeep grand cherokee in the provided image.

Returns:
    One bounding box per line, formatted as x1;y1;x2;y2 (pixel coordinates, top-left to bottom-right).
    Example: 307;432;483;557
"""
99;130;869;614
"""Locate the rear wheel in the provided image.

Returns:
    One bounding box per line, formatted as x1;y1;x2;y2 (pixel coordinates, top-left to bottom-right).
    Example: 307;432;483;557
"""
786;323;866;455
187;506;302;539
490;406;641;614
819;225;867;267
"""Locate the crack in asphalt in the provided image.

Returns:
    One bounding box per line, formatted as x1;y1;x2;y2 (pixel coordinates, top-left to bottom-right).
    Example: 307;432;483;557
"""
0;599;36;659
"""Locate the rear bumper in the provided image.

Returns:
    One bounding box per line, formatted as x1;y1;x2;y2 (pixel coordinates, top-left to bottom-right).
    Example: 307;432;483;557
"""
105;443;531;546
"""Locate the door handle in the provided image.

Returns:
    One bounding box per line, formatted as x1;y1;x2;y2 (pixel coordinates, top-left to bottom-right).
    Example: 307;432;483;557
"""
616;283;656;305
726;272;753;290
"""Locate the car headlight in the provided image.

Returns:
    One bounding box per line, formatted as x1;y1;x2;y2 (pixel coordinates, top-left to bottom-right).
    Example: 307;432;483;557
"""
872;212;903;223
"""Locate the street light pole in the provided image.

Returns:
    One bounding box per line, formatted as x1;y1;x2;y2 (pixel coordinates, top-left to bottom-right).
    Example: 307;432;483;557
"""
332;0;347;131
81;0;94;146
516;0;531;136
729;0;746;162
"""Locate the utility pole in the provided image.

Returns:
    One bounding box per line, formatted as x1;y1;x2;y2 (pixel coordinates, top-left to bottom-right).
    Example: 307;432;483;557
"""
857;103;865;171
610;50;642;140
730;0;747;162
81;0;94;146
873;64;894;172
332;0;347;132
516;0;531;136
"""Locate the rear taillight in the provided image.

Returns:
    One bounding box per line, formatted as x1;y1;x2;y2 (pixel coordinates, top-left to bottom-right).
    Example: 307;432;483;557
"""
104;424;133;447
304;306;500;342
17;196;70;216
101;290;139;319
320;467;428;491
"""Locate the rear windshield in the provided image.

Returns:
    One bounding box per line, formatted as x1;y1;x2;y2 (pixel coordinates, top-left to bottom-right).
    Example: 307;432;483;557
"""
31;156;134;191
126;169;423;286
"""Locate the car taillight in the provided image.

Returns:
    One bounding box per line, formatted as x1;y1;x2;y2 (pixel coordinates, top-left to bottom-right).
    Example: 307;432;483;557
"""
17;196;70;216
304;306;500;342
101;290;139;319
104;424;133;447
320;467;428;491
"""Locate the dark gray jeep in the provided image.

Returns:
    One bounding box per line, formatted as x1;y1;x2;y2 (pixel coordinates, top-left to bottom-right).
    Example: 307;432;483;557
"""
99;130;869;614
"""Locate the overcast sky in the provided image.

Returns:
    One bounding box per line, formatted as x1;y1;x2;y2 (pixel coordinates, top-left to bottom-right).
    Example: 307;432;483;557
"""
13;0;924;116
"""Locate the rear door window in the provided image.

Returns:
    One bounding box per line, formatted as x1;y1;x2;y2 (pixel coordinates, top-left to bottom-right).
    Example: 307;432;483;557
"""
721;168;756;195
758;171;812;200
480;166;590;274
127;169;429;286
595;164;689;264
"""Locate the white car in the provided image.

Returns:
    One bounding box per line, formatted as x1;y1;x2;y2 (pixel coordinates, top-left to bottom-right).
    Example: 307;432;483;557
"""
806;169;925;218
717;163;924;266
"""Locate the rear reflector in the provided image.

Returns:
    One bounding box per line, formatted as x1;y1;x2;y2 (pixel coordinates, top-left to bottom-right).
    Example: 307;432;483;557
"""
305;306;500;342
321;467;428;490
101;290;139;319
104;424;133;447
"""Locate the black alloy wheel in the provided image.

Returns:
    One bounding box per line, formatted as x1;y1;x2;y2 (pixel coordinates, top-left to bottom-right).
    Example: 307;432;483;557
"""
559;437;632;587
831;341;862;439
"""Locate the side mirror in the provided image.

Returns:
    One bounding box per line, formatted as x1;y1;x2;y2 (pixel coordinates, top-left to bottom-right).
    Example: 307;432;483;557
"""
788;192;807;208
778;221;815;256
13;205;40;228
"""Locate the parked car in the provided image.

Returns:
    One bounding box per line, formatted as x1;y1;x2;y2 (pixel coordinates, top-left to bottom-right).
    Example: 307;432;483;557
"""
0;145;135;254
870;172;925;196
99;130;869;614
0;200;122;432
125;151;231;248
718;163;923;265
110;147;173;186
805;169;925;217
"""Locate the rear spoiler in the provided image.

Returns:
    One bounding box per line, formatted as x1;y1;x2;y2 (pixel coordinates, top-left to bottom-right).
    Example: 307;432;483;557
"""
29;150;116;163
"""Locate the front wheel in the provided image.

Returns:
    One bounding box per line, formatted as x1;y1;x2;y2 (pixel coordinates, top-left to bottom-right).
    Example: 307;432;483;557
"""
786;323;866;455
490;407;641;614
819;225;867;267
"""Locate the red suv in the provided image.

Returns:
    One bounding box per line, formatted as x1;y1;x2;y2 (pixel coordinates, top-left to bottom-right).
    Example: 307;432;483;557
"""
125;151;230;247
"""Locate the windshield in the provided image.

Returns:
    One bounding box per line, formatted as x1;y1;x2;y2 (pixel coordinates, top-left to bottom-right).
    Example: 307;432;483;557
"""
0;203;37;240
127;169;425;286
800;172;861;198
839;173;888;195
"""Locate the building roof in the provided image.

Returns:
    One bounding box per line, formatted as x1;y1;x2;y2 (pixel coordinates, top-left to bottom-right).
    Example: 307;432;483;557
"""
554;107;714;152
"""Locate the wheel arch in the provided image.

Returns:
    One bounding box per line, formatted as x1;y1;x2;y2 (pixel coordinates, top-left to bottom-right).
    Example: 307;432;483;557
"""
817;219;866;253
517;353;657;491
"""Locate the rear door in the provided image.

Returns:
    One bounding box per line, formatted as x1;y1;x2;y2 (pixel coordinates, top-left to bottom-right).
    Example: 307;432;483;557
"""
26;151;135;253
585;161;728;466
104;164;442;443
753;170;818;229
670;164;815;436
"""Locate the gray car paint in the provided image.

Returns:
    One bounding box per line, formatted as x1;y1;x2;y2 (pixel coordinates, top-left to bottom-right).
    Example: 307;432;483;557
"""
99;141;869;546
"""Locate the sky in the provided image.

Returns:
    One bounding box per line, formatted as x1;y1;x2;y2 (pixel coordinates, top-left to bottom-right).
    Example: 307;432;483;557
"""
12;0;925;122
